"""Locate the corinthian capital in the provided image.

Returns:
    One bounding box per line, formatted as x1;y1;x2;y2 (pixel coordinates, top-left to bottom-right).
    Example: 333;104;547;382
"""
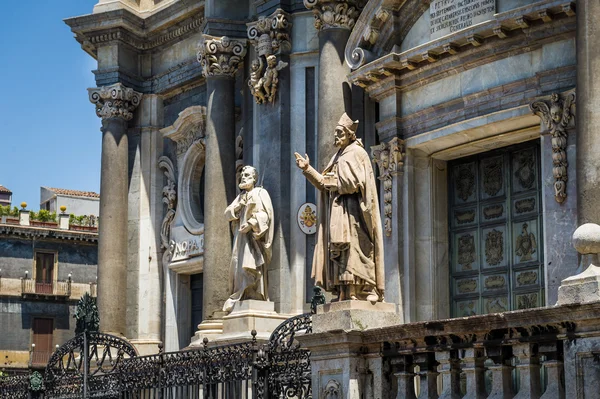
197;35;247;78
88;83;142;121
303;0;365;31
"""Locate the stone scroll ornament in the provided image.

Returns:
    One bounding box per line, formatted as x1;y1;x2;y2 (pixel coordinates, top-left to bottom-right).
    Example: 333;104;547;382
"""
371;137;405;237
197;35;247;78
304;0;365;31
530;92;576;204
88;83;142;121
247;10;291;104
158;156;177;265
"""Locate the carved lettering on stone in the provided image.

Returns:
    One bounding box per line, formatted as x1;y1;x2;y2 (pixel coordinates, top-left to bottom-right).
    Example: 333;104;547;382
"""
158;156;177;265
247;9;291;104
88;83;142;121
304;0;365;31
197;35;247;78
530;91;576;203
371;137;405;236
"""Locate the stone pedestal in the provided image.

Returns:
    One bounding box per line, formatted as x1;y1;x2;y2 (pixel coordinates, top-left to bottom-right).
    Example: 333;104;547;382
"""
313;300;400;333
297;300;401;398
557;223;600;305
190;300;287;346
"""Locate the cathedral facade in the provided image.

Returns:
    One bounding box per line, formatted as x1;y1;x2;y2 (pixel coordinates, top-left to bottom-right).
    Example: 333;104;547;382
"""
65;0;584;355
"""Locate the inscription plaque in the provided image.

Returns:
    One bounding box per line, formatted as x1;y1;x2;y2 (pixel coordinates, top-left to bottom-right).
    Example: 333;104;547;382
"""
430;0;496;40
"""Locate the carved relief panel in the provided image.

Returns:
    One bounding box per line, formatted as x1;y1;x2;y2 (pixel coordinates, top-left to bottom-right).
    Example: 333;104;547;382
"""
449;141;544;317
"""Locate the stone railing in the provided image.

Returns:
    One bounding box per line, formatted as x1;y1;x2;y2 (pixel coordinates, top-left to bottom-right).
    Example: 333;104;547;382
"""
0;277;95;301
300;301;600;398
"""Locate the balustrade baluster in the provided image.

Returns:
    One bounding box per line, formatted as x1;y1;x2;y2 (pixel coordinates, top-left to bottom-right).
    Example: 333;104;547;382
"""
415;352;439;399
486;345;514;399
393;355;417;399
513;343;541;399
436;350;462;399
461;346;487;399
539;342;565;399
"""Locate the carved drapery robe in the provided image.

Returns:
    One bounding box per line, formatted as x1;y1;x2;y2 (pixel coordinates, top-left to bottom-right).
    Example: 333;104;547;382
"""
223;187;274;312
303;141;385;295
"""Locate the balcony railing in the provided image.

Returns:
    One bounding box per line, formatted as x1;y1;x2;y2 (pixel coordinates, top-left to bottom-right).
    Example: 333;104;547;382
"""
21;279;71;298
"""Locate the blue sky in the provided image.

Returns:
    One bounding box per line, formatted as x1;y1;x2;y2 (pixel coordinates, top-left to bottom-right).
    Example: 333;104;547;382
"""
0;1;100;209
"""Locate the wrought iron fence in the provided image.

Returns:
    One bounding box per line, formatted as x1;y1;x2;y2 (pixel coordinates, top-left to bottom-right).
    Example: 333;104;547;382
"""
0;313;313;399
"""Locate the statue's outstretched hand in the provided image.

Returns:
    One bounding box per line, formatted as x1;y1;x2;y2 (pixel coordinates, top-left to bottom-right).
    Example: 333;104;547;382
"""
294;152;310;171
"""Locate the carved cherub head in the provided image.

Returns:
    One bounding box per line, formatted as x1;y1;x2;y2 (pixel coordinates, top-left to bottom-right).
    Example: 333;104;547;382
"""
251;59;261;72
266;55;277;68
550;94;563;124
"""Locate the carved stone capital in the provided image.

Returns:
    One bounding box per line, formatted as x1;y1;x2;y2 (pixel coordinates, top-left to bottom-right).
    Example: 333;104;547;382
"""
246;9;291;104
88;83;142;121
197;35;247;78
371;137;405;237
304;0;365;31
530;90;576;204
247;9;292;56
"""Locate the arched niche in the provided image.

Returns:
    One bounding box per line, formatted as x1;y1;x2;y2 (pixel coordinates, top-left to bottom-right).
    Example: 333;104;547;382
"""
161;106;207;236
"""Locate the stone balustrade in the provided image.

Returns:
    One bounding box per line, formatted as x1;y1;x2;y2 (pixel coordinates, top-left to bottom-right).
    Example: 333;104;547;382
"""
0;277;96;300
300;301;600;398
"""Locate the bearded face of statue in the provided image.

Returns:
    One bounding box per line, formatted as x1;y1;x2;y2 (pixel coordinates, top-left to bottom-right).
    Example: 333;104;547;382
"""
334;126;352;148
239;167;257;191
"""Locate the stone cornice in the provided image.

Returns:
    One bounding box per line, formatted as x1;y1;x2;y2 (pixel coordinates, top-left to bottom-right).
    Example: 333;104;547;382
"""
349;0;576;100
88;83;143;121
64;2;205;58
197;35;247;78
0;224;98;243
303;0;366;31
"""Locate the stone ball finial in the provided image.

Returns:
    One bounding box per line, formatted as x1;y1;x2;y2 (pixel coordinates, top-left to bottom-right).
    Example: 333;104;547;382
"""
60;205;67;213
20;202;27;209
572;223;600;255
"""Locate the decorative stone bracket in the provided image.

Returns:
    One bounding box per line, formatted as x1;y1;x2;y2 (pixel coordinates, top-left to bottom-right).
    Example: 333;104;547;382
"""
304;0;365;31
158;156;177;265
197;35;247;78
247;9;291;104
530;90;576;204
88;83;142;121
371;137;405;236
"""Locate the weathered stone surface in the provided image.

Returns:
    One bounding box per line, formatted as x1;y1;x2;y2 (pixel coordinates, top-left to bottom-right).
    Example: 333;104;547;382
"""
313;301;400;333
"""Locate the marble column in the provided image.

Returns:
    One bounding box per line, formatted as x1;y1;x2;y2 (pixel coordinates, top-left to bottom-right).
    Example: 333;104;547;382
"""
88;83;142;337
304;0;361;171
576;0;600;225
197;35;247;324
127;94;164;354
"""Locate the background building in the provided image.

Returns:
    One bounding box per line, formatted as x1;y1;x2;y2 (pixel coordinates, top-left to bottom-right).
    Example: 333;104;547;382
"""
0;194;98;371
0;185;12;208
40;187;99;218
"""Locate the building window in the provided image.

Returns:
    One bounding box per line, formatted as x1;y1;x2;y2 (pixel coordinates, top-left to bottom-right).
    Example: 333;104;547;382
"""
35;251;56;294
448;141;544;317
31;318;53;366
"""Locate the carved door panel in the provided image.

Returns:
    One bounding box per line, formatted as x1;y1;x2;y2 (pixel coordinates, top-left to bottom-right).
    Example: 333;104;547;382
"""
449;141;544;317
